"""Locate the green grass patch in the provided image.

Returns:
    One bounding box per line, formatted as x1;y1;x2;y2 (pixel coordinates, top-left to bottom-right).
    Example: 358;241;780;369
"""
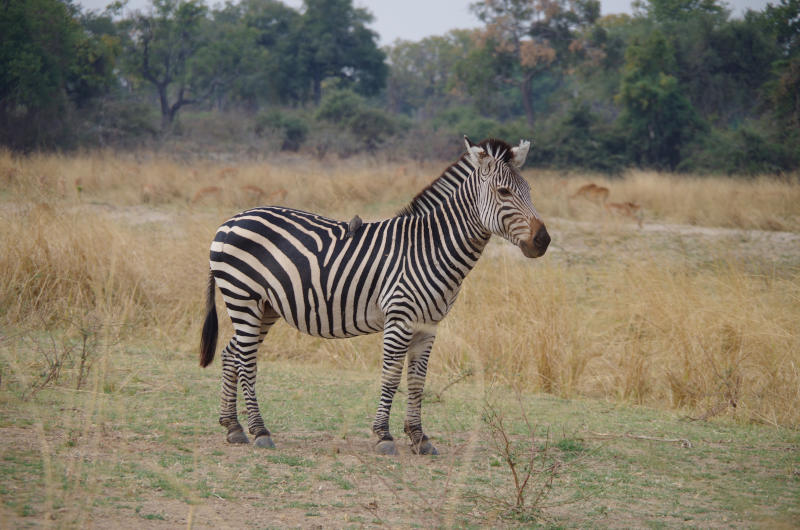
0;354;798;527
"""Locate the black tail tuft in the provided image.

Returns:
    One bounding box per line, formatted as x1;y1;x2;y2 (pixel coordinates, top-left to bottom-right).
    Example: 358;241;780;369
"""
200;271;218;367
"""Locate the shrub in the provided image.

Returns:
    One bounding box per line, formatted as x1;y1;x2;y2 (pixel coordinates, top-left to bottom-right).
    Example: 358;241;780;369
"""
255;109;309;151
679;125;798;175
531;102;627;174
430;106;534;144
88;98;159;144
315;89;405;153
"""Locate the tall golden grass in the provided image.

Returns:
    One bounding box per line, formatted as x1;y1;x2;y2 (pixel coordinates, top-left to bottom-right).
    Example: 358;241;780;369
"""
1;149;798;425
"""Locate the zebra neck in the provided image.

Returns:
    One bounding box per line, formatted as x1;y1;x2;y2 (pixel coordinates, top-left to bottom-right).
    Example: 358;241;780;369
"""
396;157;475;217
419;180;491;276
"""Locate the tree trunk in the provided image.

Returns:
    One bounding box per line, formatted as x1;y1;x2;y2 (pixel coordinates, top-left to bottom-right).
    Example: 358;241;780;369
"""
312;75;322;105
520;74;535;129
158;83;172;132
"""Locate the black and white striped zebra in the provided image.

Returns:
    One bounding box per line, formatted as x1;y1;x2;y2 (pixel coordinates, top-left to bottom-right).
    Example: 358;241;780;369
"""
199;136;550;455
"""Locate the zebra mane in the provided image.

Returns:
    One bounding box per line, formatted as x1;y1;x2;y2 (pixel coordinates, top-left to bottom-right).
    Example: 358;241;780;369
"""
397;138;515;217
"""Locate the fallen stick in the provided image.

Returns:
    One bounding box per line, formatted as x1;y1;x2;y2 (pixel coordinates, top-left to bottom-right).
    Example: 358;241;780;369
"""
587;431;692;448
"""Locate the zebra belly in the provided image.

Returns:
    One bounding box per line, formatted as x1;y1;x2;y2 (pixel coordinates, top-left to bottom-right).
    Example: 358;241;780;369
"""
270;290;385;339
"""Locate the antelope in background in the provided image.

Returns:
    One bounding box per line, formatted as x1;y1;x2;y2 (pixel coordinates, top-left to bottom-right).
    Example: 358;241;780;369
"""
570;182;644;227
605;200;643;227
570;182;609;205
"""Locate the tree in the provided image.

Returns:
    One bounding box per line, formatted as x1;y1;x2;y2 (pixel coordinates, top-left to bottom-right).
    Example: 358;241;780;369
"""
762;0;800;146
0;0;117;149
762;0;799;57
118;0;254;130
236;0;304;106
632;0;725;22
385;30;475;117
616;31;703;170
468;0;600;127
195;3;261;110
296;0;387;104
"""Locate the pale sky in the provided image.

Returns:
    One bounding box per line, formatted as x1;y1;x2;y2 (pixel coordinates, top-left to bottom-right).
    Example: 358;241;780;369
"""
77;0;774;46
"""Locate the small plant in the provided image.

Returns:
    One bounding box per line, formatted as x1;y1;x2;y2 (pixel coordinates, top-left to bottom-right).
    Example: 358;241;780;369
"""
475;398;562;521
18;315;108;400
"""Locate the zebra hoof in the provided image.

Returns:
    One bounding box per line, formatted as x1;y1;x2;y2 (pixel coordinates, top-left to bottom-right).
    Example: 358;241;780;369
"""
375;440;398;455
226;429;250;444
254;435;275;449
412;440;439;456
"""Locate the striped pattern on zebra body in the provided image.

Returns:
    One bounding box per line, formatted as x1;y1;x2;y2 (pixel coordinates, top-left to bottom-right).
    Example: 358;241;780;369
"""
200;136;551;455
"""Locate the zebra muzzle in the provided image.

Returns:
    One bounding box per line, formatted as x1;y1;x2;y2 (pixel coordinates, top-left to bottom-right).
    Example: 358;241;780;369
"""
520;224;550;258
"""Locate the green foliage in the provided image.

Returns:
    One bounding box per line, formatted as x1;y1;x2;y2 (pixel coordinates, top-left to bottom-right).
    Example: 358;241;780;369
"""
0;0;794;173
315;89;403;151
430;106;533;144
759;0;799;57
297;0;387;103
237;0;304;105
83;98;159;146
386;31;475;116
767;56;800;140
633;0;725;23
254;109;309;151
0;0;117;150
617;31;704;170
465;0;600;126
680;125;797;175
532;101;626;173
117;0;206;129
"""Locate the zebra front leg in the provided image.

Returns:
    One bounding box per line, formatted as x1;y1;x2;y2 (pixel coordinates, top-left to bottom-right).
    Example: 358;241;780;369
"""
372;320;413;455
404;330;438;455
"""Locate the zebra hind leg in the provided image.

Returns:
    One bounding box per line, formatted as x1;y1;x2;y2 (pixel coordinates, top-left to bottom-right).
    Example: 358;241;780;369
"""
242;308;280;448
218;299;278;448
404;331;438;456
218;340;249;444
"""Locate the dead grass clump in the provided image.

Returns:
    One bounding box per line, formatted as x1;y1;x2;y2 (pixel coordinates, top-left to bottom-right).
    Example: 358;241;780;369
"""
0;206;142;324
437;256;600;399
433;254;800;426
0;203;208;350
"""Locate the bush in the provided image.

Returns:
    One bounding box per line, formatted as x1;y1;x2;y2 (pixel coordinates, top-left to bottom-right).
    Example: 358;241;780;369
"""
316;89;405;153
77;98;159;148
531;102;627;174
255;109;309;151
430;106;534;144
395;125;464;161
679;125;798;175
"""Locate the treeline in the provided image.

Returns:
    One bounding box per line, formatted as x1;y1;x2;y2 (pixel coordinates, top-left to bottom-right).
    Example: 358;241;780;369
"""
1;0;798;174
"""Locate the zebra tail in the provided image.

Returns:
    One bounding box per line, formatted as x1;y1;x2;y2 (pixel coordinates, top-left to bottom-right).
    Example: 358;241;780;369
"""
200;271;218;367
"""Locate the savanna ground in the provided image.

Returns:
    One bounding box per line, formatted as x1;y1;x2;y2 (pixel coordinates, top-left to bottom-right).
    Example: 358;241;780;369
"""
0;149;799;527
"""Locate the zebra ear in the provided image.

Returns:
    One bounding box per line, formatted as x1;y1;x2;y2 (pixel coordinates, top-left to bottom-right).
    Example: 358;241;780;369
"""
464;135;491;172
511;139;531;169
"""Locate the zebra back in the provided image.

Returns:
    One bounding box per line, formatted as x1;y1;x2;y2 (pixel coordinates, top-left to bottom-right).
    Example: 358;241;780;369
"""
396;138;517;217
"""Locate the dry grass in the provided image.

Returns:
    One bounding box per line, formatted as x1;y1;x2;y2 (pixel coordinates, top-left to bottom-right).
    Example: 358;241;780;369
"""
1;149;799;426
437;255;800;426
540;169;800;231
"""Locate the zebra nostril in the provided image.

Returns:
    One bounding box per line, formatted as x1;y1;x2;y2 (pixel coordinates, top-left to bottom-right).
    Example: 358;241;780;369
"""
533;226;550;249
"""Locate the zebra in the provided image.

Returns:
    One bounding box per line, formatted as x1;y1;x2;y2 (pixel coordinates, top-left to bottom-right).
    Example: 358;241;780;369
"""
199;136;550;455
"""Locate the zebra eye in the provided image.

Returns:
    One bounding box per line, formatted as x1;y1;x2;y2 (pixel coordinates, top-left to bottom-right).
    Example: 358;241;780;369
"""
497;187;513;198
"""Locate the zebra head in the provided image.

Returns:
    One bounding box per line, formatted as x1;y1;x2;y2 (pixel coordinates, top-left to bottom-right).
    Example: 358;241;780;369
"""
465;136;550;258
